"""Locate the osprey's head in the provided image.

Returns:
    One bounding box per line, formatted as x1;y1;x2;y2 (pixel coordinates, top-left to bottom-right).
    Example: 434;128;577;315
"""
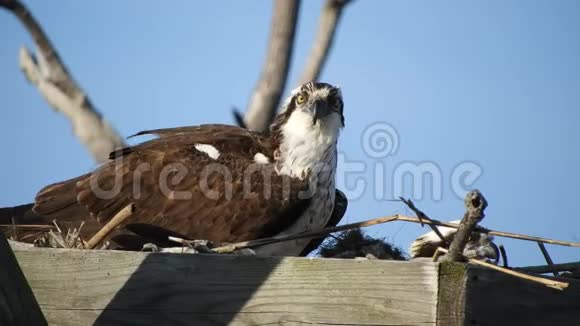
273;82;344;130
271;82;344;178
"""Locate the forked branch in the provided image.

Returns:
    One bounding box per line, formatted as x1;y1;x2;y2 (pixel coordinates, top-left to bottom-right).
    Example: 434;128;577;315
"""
237;0;354;130
1;0;125;162
241;0;300;131
298;0;353;84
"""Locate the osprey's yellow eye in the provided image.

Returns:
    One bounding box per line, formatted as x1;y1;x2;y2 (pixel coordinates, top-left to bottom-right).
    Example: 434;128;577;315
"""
296;94;306;104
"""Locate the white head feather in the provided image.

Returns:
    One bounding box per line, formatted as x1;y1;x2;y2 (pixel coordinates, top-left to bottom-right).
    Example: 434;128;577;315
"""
275;82;344;179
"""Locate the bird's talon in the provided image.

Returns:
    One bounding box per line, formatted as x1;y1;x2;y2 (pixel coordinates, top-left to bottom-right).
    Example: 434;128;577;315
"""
142;243;159;252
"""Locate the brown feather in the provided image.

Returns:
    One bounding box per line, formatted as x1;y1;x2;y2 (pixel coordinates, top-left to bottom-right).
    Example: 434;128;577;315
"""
32;125;311;247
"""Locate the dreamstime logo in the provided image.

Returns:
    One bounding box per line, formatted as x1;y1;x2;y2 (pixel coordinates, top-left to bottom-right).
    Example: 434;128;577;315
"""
337;122;483;201
87;122;483;202
361;122;399;158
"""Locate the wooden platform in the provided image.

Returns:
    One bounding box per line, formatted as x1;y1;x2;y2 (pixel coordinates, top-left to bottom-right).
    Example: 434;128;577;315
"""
1;235;579;326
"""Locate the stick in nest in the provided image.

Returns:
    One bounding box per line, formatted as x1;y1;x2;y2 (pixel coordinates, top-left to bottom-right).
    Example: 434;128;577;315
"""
86;204;135;249
537;242;559;277
499;244;509;268
399;197;449;245
199;213;580;254
396;216;580;247
434;247;569;291
0;224;55;229
211;215;401;253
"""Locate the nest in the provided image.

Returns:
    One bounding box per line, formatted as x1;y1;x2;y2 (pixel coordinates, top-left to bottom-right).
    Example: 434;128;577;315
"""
318;228;406;260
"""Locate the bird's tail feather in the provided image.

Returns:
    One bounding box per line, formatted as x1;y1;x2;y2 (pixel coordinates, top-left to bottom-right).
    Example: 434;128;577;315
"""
34;175;88;220
1;175;94;228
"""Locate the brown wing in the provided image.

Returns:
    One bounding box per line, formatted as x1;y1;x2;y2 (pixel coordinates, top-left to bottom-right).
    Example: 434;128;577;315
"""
109;124;263;159
126;124;243;139
33;125;311;247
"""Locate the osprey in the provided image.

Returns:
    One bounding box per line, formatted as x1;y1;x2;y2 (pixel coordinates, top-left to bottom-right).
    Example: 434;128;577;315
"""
409;220;500;264
21;82;345;256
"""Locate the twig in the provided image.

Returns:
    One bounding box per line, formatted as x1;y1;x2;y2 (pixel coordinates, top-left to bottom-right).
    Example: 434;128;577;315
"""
443;190;487;262
499;244;509;268
75;221;86;249
399;197;425;226
47;230;66;248
400;197;449;245
435;247;568;291
0;0;124;162
0;224;55;229
239;0;300;131
298;0;353;84
167;236;190;246
51;219;62;233
537;242;559;277
212;215;400;253
86;204;134;249
394;216;580;247
208;213;580;254
516;262;580;274
469;256;568;290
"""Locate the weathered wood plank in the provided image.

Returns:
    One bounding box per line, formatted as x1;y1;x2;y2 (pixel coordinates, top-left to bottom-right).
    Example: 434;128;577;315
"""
436;262;467;326
0;234;47;325
464;265;580;326
13;247;438;325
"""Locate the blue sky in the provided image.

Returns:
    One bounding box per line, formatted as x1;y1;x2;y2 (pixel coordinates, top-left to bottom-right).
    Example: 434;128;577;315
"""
1;1;578;266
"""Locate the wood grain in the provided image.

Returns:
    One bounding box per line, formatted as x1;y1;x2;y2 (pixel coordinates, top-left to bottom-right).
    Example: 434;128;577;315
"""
13;247;438;325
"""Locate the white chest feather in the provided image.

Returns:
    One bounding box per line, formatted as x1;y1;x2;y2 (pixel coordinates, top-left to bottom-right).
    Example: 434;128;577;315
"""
276;109;341;179
256;110;342;257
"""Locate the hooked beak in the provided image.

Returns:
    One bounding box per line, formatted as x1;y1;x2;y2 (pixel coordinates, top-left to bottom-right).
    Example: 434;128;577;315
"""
311;99;330;125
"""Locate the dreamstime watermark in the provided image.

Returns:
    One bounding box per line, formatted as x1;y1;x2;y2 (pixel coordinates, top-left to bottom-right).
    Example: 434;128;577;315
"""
87;158;335;202
87;122;483;202
337;122;483;201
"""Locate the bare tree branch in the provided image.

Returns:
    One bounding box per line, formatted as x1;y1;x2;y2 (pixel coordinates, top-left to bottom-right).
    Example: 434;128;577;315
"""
298;0;352;84
241;0;300;131
1;0;125;162
443;190;488;262
236;0;354;130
